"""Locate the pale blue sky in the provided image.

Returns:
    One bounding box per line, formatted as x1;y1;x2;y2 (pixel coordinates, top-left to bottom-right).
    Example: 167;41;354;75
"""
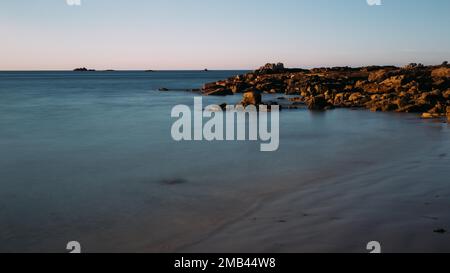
1;0;449;70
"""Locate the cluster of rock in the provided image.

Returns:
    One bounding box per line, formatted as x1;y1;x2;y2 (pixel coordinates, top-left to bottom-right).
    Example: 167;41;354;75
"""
201;62;450;121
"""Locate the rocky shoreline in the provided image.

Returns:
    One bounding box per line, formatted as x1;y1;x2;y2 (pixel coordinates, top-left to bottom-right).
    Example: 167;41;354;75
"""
201;62;450;121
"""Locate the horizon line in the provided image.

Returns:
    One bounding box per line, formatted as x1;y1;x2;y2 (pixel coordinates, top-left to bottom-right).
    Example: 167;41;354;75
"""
0;61;447;72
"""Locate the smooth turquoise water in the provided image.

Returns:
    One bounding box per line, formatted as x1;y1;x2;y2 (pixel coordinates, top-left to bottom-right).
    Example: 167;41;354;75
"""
1;71;449;252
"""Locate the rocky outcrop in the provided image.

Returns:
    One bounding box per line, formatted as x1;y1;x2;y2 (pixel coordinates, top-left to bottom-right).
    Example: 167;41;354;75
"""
306;95;330;110
255;63;286;74
201;62;450;119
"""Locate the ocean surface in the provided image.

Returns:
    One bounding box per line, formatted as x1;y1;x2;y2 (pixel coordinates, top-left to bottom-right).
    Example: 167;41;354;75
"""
1;71;450;253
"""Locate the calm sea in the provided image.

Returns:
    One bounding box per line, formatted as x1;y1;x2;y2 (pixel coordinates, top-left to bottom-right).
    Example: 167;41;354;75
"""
1;71;449;252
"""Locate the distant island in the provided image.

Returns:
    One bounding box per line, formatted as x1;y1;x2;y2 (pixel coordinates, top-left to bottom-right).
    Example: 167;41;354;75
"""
73;67;96;72
200;62;450;121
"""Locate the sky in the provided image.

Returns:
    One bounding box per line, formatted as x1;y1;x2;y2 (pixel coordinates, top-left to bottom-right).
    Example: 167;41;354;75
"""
0;0;449;70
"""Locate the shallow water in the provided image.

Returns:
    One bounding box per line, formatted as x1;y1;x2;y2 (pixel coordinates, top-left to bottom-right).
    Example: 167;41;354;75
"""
0;71;449;252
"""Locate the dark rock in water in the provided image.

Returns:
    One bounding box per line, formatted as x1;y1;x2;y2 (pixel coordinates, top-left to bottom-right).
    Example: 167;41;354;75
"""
145;70;155;72
241;91;262;106
159;88;169;91
160;179;188;185
397;104;432;113
434;229;447;234
307;95;328;110
382;103;398;112
219;103;228;110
